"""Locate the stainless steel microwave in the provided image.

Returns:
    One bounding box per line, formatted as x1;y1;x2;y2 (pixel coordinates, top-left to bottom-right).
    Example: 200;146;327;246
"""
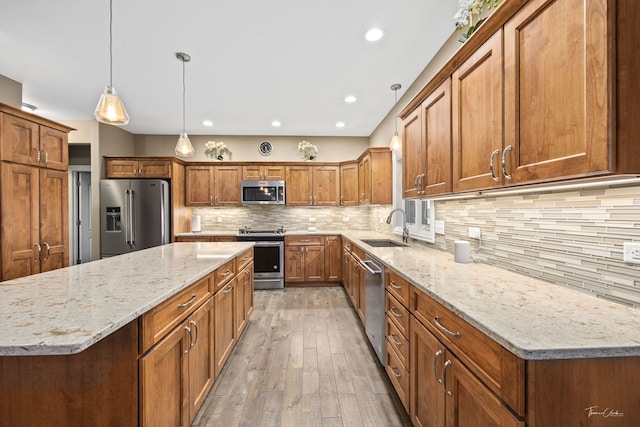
241;180;285;205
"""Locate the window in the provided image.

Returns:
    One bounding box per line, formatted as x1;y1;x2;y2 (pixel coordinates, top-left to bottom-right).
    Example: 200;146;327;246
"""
391;149;435;243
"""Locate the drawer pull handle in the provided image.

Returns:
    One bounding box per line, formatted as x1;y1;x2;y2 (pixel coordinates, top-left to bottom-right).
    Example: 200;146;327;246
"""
489;149;500;182
434;349;444;384
189;320;198;348
390;281;402;290
221;269;232;277
502;145;513;180
224;285;233;294
178;294;197;308
299;239;310;242
390;307;403;318
390;366;402;378
390;334;402;346
434;316;461;338
443;359;453;396
184;326;192;354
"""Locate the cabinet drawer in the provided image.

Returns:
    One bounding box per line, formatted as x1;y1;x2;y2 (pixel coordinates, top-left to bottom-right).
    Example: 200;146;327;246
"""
175;236;215;242
213;259;236;292
237;248;254;270
411;288;525;414
386;292;409;337
386;269;411;308
141;276;211;352
386;342;409;411
285;235;324;246
386;315;409;367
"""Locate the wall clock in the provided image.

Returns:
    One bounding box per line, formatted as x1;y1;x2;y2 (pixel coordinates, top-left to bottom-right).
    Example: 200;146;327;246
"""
259;141;273;156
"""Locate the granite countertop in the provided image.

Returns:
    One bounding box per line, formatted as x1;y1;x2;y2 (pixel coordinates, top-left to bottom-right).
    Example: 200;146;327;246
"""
176;229;345;237
0;242;253;356
342;231;640;360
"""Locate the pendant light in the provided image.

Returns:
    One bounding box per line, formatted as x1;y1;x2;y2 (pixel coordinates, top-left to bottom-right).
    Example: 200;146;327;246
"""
175;52;195;156
94;0;129;125
389;83;402;151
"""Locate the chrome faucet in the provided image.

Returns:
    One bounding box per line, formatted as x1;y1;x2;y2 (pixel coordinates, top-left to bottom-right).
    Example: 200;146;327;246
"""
386;208;409;243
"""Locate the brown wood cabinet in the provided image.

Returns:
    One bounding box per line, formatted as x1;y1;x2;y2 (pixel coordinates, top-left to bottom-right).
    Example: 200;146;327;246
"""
214;281;236;376
0;105;72;281
242;164;285;180
402;107;424;199
358;148;392;204
324;235;342;282
284;235;325;283
339;162;359;206
185;165;241;206
105;158;172;178
175;235;238;242
285;165;340;206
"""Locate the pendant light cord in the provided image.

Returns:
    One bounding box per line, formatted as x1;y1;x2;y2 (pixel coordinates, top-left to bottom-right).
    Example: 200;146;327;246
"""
182;59;186;133
109;0;113;87
394;88;398;134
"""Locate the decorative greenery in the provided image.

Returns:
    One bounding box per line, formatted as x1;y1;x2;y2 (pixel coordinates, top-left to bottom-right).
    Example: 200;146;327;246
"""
204;141;231;160
297;140;318;161
454;0;501;43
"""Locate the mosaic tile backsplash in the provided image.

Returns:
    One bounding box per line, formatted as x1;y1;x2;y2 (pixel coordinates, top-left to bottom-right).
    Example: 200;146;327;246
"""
194;184;640;308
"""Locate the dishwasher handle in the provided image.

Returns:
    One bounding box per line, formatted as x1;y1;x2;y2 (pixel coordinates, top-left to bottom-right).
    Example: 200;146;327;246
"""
362;259;383;275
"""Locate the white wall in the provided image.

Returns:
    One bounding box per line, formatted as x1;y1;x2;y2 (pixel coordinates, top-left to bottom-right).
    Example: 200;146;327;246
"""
0;74;22;108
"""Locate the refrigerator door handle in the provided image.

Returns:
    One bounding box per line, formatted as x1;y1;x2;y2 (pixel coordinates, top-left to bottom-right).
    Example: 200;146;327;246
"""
124;189;131;246
160;184;166;244
129;189;136;247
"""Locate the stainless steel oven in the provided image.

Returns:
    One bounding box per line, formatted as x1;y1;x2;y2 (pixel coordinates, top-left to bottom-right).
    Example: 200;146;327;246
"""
236;228;285;289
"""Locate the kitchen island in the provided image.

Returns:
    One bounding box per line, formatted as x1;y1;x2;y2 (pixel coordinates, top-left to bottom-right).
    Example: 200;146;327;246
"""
0;242;254;426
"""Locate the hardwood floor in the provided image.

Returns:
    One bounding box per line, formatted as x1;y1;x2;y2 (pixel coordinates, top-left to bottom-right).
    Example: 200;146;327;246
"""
192;286;410;427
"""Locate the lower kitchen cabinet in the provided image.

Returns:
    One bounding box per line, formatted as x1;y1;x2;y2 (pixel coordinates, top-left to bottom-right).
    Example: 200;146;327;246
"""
214;281;236;376
284;235;326;284
324;235;342;282
141;296;214;427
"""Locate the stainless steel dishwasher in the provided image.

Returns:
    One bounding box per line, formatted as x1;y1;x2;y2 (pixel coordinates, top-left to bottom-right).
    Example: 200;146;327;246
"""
363;253;386;365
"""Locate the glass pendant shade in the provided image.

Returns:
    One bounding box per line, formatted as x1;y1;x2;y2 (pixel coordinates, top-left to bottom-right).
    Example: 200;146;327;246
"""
175;132;195;156
94;86;129;125
389;132;401;151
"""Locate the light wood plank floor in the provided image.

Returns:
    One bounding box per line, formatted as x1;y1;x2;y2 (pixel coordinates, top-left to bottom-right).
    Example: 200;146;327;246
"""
192;286;411;427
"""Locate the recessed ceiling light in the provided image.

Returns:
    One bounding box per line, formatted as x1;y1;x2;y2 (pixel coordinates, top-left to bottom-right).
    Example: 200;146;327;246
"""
364;28;384;42
21;102;37;113
271;120;281;127
202;120;213;126
344;95;357;104
336;121;345;128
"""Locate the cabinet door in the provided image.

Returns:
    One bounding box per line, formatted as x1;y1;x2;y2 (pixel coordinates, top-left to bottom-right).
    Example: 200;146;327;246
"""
0;163;40;280
187;298;215;423
106;159;139;178
0;113;39;166
285;166;313;206
340;162;359;206
402;107;425;199
39;126;68;171
214;282;236;376
313;166;340;206
243;264;254;318
39;168;69;273
358;154;371;204
410;315;446;427
355;261;365;323
214;165;241;206
139;160;171;178
234;275;247;337
446;355;524;427
140;321;189;427
186;166;215;206
423;78;452;196
263;164;285;180
242;165;262;180
304;245;325;281
504;0;610;184
452;30;503;192
324;235;342;282
368;150;393;204
285;245;305;282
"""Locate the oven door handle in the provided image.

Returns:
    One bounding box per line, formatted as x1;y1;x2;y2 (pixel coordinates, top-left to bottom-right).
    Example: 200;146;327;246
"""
253;242;284;247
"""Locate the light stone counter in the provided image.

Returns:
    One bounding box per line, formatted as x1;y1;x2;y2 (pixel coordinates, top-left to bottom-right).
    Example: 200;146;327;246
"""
0;242;253;356
342;231;640;360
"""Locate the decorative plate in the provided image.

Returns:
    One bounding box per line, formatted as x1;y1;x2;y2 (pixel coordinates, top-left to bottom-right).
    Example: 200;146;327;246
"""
259;141;273;156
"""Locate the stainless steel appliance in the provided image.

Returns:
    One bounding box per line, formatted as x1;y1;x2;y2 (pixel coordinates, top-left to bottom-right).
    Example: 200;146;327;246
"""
241;180;285;205
363;254;386;365
236;227;285;289
100;179;170;257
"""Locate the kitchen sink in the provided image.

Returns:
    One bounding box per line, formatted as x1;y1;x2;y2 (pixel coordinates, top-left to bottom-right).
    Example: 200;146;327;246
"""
361;239;408;248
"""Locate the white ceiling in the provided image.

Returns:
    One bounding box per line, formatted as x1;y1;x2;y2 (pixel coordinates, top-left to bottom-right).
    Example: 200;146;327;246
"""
0;0;458;137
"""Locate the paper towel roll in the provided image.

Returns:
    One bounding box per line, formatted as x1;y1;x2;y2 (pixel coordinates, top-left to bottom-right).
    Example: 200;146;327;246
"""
192;215;201;233
454;240;470;263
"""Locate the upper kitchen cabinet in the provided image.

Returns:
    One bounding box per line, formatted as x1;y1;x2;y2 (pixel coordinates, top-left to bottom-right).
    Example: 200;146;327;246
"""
402;107;424;199
186;165;241;207
358;148;392;205
106;157;172;178
1;107;69;171
452;30;503;192
502;0;611;184
340;162;359;206
285;165;340;206
242;164;285;180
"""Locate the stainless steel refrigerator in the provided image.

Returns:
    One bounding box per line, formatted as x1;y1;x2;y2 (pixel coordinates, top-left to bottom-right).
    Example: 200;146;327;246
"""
100;179;170;257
